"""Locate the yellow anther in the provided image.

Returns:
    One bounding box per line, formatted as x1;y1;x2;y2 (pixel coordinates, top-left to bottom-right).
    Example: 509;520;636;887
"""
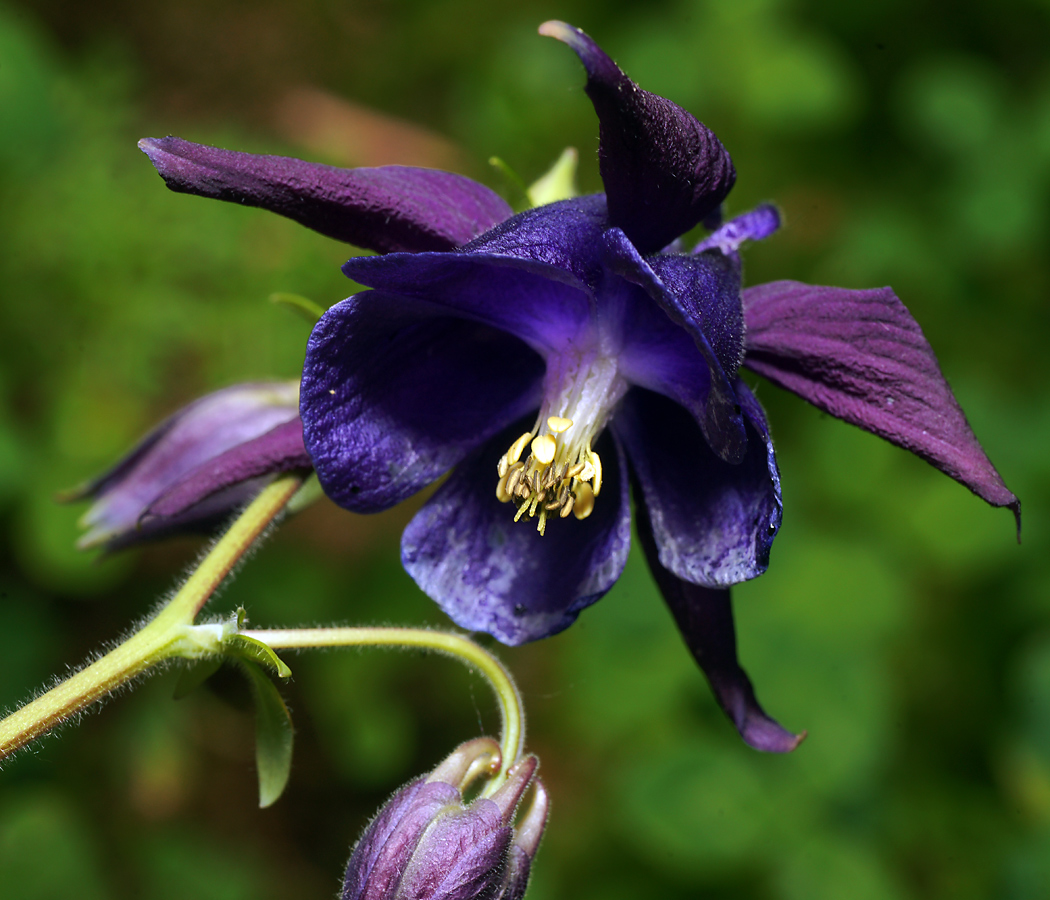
508;432;532;465
505;464;524;497
589;450;603;497
496;471;513;503
496;419;604;529
573;482;595;520
531;434;557;465
565;462;585;480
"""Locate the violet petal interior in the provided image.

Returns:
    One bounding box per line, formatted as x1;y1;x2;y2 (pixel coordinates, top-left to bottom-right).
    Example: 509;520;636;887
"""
615;385;781;588
400;427;631;645
603;227;747;463
302;294;544;512
342;248;594;355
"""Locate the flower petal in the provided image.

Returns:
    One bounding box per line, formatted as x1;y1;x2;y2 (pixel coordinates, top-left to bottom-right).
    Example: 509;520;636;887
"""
692;204;781;256
634;497;802;753
604;227;747;463
139;136;513;253
398;802;510;900
301;294;544;512
343;779;460;900
145;418;311;519
742;281;1020;530
73;383;301;548
342;245;594;355
101;481;273;551
401;427;631;645
615;384;781;588
540;22;735;253
614;283;718;432
645;252;745;377
457;193;609;290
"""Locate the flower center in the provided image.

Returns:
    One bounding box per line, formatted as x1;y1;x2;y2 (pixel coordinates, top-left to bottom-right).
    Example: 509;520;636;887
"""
495;351;626;535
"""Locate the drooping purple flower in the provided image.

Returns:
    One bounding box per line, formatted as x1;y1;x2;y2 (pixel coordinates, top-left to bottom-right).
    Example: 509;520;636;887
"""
343;738;548;900
139;23;1017;751
69;382;311;550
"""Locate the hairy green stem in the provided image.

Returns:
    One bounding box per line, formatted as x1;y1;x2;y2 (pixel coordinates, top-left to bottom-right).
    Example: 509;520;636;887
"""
242;627;526;785
0;475;303;760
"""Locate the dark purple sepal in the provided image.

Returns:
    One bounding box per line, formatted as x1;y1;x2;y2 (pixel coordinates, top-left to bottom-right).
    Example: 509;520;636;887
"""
634;494;803;753
139;136;513;253
614;383;781;588
301;293;544;513
540;22;736;253
604;227;747;463
742;280;1021;532
401;427;631;645
144;418;311;519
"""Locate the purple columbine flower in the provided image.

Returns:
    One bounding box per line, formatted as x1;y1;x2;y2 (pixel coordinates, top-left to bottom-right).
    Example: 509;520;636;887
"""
139;23;1017;751
69;382;311;550
343;738;548;900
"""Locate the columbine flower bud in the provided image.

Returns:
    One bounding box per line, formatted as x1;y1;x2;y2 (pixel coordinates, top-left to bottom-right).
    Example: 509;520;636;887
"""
67;382;311;550
343;737;548;900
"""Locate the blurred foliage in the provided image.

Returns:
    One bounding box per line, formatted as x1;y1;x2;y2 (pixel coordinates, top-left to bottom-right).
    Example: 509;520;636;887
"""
1;0;1049;898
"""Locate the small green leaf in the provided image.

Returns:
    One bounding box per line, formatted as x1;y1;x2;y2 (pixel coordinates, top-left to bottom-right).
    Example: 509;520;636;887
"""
527;147;579;207
224;634;293;679
269;292;325;323
238;660;294;808
172;658;222;699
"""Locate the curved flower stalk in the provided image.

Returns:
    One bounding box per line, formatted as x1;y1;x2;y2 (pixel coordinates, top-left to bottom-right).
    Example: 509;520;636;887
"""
139;23;1017;751
66;382;312;550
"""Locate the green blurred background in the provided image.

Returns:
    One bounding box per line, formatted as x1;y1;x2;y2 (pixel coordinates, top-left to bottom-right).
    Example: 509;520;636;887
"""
1;0;1048;897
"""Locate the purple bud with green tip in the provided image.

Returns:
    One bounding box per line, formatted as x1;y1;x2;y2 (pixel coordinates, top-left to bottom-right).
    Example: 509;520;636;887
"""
67;382;311;550
343;738;548;900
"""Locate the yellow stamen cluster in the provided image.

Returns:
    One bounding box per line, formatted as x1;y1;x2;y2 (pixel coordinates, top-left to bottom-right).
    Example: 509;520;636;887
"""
495;416;603;535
